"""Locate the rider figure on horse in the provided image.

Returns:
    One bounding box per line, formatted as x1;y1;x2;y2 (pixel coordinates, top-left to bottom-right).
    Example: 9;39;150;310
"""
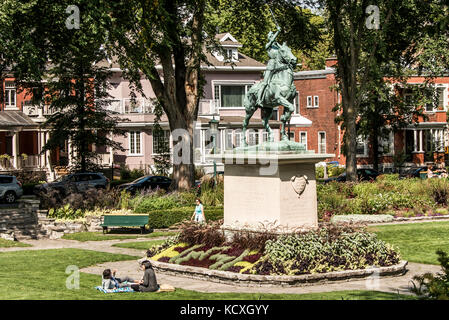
256;25;283;107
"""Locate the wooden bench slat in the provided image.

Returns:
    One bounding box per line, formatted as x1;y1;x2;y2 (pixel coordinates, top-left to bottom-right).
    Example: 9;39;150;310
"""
100;215;149;234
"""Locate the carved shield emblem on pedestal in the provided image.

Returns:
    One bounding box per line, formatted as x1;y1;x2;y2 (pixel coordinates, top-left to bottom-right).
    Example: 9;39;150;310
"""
291;175;308;198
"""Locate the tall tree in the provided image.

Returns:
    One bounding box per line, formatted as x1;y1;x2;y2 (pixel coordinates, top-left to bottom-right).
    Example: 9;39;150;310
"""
1;0;126;172
207;0;323;67
320;0;443;180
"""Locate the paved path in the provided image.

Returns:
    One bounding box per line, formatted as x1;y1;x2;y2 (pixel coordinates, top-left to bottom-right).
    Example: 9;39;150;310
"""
0;235;443;296
0;237;158;257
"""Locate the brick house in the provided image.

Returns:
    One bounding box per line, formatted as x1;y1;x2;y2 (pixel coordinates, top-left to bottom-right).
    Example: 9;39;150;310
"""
290;58;449;171
288;58;342;162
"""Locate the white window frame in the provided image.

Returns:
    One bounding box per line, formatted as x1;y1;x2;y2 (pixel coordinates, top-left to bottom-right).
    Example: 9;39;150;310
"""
356;135;369;158
288;131;295;142
378;132;394;156
306;96;313;108
4;81;17;109
234;131;243;148
299;131;307;150
212;80;255;109
129;131;143;156
152;130;171;155
293;91;300;114
318;131;326;154
314;96;319;108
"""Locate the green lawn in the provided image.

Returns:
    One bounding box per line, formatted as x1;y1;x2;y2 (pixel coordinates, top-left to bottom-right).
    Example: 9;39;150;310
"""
112;240;165;250
0;248;412;300
368;221;449;265
62;231;177;242
0;238;32;248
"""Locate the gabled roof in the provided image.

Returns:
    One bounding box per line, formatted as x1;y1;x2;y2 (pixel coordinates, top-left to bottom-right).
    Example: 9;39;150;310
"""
216;33;243;47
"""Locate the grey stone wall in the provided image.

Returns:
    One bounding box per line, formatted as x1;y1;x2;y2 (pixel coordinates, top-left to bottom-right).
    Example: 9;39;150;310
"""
0;198;104;240
0;199;47;240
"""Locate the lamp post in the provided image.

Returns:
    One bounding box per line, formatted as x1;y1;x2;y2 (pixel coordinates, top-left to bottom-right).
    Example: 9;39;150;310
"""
209;116;219;186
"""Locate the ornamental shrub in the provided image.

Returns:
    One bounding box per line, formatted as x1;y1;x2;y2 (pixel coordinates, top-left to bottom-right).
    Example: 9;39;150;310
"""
411;250;449;300
147;206;223;229
427;179;449;206
261;227;400;275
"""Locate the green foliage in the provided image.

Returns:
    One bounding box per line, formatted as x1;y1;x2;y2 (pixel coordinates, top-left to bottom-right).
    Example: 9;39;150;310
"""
48;204;84;220
316;166;345;179
120;165;145;181
411;250;449;300
317;176;442;219
262;227;400;275
132;195;179;213
427;179;449;206
219;249;250;271
171;244;204;264
199;246;230;261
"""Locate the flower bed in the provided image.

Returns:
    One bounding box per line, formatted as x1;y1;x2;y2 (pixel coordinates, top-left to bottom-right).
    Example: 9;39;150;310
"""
318;174;449;220
145;221;401;277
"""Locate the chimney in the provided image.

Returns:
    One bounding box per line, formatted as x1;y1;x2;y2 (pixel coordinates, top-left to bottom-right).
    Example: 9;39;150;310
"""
325;56;338;68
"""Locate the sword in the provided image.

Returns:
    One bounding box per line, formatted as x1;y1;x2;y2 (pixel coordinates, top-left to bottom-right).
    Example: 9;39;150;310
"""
268;7;280;30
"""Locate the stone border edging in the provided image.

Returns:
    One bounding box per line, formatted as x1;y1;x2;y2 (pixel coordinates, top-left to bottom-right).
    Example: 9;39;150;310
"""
148;259;408;287
391;214;449;223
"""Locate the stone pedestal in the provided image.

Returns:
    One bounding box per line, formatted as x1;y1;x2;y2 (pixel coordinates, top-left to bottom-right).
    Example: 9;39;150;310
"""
209;152;334;232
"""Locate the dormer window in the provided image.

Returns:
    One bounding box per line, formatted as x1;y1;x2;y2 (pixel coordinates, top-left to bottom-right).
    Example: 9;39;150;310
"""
212;33;242;63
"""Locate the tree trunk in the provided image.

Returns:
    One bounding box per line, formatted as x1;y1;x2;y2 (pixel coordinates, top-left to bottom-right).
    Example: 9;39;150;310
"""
169;115;195;191
371;132;380;172
345;106;358;182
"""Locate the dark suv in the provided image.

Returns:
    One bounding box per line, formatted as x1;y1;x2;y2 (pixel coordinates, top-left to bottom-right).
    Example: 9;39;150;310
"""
35;172;109;195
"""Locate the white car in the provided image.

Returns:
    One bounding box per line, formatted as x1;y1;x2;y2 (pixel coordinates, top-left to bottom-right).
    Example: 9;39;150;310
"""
0;175;23;203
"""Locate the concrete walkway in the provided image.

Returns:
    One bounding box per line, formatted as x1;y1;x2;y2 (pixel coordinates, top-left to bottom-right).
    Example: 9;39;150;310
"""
0;237;158;257
1;235;442;296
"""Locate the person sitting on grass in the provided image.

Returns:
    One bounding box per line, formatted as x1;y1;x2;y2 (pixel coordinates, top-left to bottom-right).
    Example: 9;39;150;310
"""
191;198;206;224
131;260;159;292
102;268;140;289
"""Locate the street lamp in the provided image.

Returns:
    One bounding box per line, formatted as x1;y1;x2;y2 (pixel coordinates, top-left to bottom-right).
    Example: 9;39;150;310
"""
209;115;219;186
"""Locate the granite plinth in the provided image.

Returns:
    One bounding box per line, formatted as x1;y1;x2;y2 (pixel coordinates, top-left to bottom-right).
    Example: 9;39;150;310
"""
207;151;335;232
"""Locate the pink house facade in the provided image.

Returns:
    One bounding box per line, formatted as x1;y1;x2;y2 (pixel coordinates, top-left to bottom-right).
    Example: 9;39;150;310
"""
98;33;280;174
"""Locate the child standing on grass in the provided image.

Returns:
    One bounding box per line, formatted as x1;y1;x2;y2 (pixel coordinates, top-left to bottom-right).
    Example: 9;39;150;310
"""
191;198;206;224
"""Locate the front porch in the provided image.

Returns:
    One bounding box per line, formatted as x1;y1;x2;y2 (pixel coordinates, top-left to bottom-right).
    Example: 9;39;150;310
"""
404;126;448;165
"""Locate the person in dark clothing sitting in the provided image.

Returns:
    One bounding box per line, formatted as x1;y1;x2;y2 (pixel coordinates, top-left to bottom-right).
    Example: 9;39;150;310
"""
131;260;159;292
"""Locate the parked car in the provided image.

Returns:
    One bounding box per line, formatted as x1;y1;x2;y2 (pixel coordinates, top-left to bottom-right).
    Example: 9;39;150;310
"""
34;172;109;196
117;175;172;194
0;175;23;203
399;166;430;179
323;169;380;183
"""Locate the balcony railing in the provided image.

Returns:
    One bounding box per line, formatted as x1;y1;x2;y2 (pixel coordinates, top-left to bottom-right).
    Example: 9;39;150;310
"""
103;98;154;114
199;99;220;115
21;101;55;117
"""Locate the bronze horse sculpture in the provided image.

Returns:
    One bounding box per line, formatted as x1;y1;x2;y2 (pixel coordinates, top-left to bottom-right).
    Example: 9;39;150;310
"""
241;41;298;146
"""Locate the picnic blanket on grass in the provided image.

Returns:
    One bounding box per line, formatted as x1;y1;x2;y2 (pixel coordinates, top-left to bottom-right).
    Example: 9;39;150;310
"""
95;286;134;293
95;284;175;293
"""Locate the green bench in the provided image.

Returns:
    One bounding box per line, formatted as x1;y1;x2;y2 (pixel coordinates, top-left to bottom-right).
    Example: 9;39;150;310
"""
100;215;149;234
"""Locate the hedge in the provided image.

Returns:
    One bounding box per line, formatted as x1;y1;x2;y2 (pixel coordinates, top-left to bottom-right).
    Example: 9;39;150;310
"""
22;183;39;195
110;179;134;189
147;206;224;229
